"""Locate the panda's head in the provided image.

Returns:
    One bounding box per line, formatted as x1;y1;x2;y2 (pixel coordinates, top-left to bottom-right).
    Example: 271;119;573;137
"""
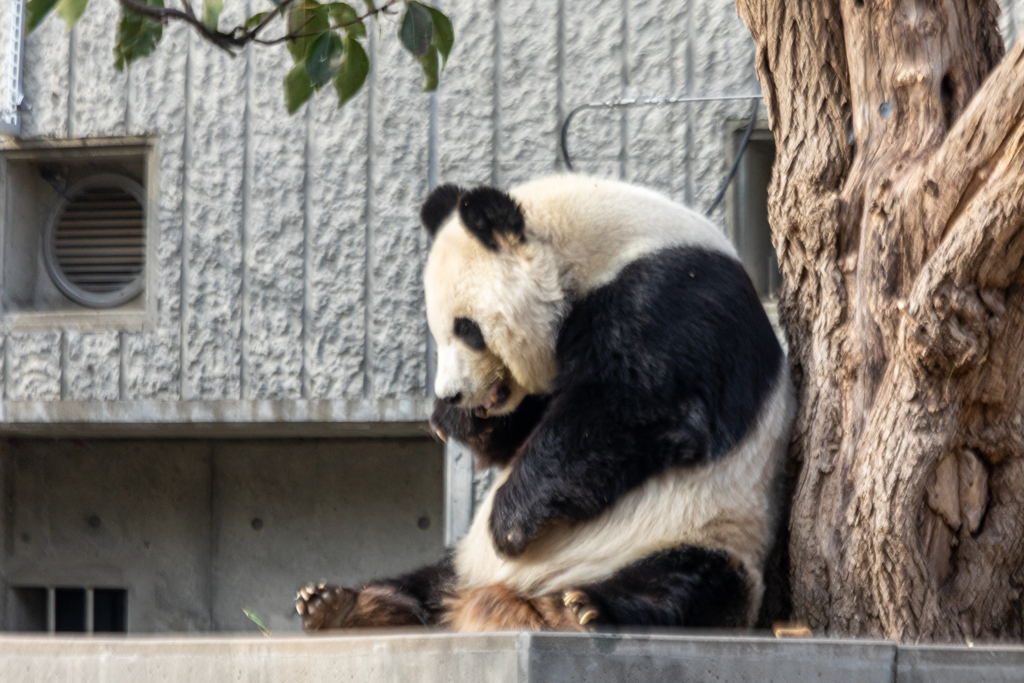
421;184;566;417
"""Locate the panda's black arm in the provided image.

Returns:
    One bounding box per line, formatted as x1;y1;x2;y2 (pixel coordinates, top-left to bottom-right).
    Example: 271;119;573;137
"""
487;385;701;557
429;394;551;468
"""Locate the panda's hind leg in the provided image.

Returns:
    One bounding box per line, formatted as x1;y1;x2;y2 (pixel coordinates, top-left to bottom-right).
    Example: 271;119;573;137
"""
444;585;548;632
567;545;755;629
444;585;596;632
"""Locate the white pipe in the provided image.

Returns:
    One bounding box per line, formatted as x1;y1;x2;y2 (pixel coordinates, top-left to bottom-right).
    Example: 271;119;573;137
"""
1;0;25;136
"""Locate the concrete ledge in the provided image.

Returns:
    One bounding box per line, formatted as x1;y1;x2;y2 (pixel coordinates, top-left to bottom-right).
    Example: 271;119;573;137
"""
896;644;1024;683
1;632;1020;683
0;398;433;437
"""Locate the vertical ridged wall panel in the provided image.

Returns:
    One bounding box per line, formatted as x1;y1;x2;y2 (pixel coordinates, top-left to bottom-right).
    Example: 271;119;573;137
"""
305;84;369;399
369;32;430;398
437;0;497;186
562;0;624;177
625;0;685;198
20;13;69;138
70;0;127;138
183;9;246;400
245;42;306;400
497;0;559;185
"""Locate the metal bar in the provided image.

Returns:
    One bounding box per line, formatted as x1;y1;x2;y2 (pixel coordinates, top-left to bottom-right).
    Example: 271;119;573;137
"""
46;588;55;634
559;92;763;171
1;0;25;136
443;441;474;546
85;588;94;634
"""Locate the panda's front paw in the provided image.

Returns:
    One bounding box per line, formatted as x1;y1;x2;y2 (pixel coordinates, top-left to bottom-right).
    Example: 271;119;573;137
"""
429;399;489;444
295;583;359;632
489;479;545;557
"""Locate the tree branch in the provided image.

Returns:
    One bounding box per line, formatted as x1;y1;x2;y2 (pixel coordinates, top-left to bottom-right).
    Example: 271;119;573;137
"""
924;37;1024;250
899;39;1024;375
117;0;402;55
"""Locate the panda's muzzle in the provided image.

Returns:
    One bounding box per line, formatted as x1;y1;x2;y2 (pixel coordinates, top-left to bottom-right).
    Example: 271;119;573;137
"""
474;380;511;418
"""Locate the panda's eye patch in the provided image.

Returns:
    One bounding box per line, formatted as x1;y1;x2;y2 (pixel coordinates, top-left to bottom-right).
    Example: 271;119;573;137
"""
454;317;487;351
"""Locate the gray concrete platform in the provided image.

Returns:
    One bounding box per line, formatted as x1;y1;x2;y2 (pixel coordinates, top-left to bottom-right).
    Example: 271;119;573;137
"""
0;631;1021;682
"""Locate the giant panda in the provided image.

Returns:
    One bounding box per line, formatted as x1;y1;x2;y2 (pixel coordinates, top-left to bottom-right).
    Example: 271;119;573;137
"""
296;174;796;632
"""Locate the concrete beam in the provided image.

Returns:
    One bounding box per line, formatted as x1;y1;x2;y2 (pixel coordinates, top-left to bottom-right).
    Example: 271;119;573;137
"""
4;633;1020;683
0;398;433;437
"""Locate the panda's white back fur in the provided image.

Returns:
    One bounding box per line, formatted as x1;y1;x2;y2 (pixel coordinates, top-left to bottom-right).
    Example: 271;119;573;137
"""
509;174;737;293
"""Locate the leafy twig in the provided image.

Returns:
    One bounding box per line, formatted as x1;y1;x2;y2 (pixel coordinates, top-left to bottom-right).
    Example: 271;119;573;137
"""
116;0;401;55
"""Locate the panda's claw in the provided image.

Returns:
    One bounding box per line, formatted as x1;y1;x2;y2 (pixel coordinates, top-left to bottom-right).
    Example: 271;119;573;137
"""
561;589;598;627
563;590;588;607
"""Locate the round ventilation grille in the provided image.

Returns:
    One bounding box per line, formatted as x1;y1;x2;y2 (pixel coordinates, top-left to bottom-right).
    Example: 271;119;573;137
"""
44;175;146;308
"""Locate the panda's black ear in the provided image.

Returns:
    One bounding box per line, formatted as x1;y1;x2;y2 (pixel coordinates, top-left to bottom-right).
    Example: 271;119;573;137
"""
420;184;465;239
458;186;525;251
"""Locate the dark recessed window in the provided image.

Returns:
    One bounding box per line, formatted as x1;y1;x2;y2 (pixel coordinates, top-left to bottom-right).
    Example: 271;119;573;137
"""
10;587;47;632
55;588;87;632
9;586;128;633
93;588;128;633
733;133;781;301
44;174;146;309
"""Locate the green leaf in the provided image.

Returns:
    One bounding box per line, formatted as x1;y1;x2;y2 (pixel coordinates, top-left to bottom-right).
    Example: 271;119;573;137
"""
425;6;452;67
334;36;369;108
113;0;164;72
399;1;432;58
287;0;330;64
202;0;223;30
26;0;61;33
244;10;274;30
326;2;365;38
243;609;271;637
284;63;315;114
418;44;439;92
56;0;90;31
305;31;344;89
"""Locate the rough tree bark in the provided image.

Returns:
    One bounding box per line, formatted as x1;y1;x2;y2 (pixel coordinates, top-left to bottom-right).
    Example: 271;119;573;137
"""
735;0;1024;642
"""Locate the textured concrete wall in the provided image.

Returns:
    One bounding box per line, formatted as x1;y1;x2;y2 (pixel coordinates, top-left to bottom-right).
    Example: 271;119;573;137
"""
1;0;1023;415
1;437;444;632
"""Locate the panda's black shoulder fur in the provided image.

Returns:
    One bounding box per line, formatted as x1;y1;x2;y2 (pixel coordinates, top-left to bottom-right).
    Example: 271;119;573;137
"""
556;244;783;460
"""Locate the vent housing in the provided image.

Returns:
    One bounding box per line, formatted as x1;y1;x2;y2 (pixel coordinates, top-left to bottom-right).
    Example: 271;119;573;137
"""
44;174;145;309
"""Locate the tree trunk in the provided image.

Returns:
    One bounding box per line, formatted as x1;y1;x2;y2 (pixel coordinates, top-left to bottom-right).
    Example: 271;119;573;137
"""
735;0;1024;642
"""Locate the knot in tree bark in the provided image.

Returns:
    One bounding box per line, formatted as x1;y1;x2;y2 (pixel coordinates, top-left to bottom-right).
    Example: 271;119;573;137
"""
900;282;990;377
